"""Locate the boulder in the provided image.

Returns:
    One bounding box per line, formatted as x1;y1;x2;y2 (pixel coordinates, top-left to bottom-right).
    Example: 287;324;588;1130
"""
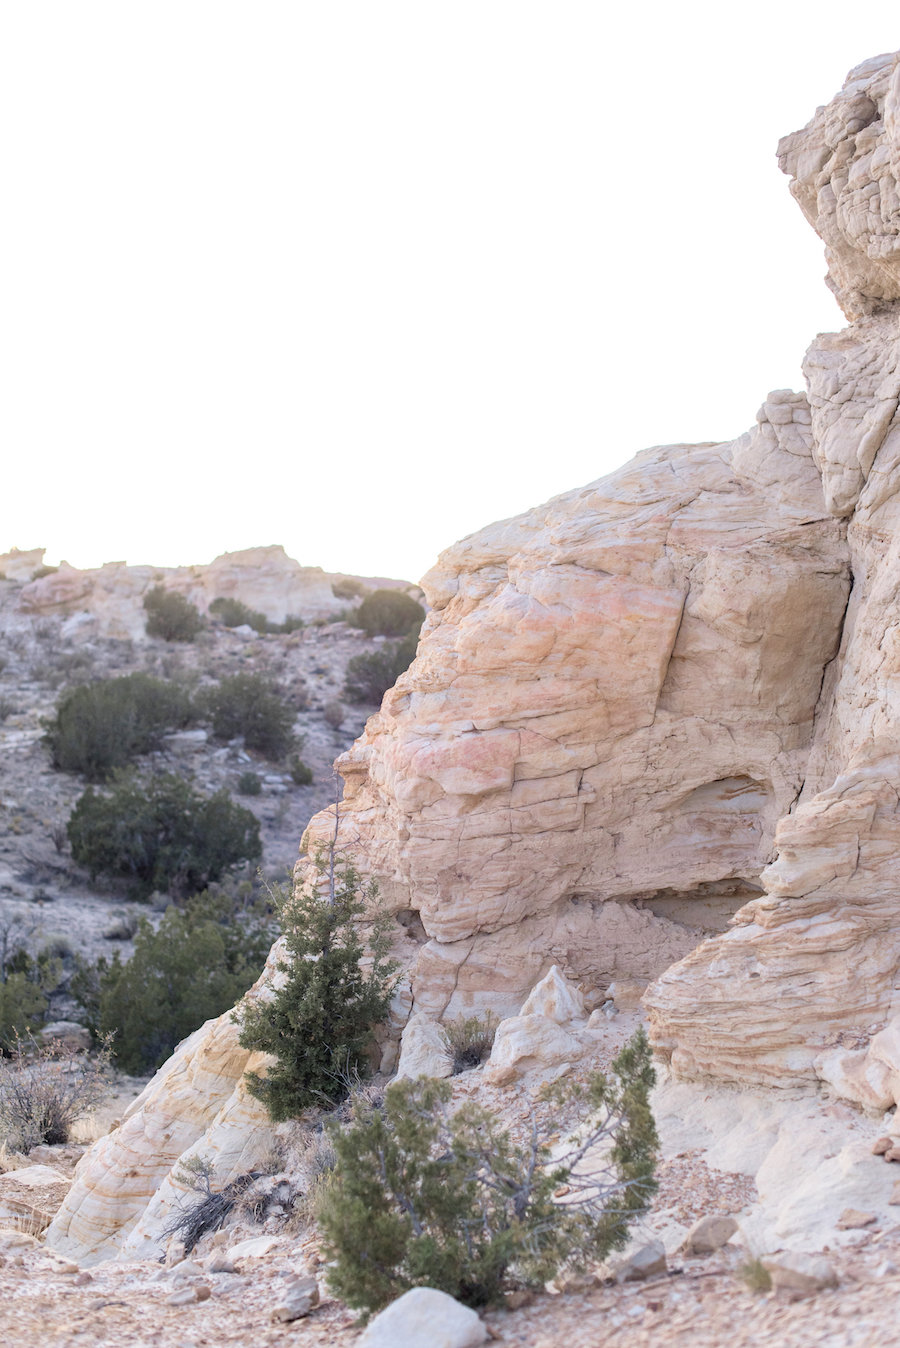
611;1241;668;1284
682;1214;739;1255
396;1014;451;1080
519;966;586;1023
761;1252;838;1297
270;1275;319;1322
359;1287;487;1348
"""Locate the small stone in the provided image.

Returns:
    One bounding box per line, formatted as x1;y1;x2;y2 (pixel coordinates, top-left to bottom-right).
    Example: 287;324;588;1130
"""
165;1239;186;1268
72;1271;93;1286
836;1208;877;1230
762;1252;837;1297
270;1275;320;1322
165;1285;199;1306
876;1259;899;1277
872;1136;893;1155
612;1241;667;1284
194;1283;211;1301
203;1250;238;1274
683;1215;738;1255
504;1290;534;1310
885;1148;900;1163
170;1259;205;1280
359;1287;487;1346
888;1179;900;1205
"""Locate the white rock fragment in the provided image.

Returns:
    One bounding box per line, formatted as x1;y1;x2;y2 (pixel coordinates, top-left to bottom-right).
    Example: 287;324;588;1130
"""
359;1287;487;1348
396;1013;452;1080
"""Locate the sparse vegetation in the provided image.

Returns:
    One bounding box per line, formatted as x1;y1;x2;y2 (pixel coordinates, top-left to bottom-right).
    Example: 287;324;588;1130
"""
143;586;205;642
331;578;368;601
289;755;313;786
209;596;270;633
45;673;195;781
67;770;262;899
323;699;345;731
0;1035;112;1151
73;892;275;1072
237;852;398;1120
343;628;419;703
319;1030;658;1318
202;672;295;760
0;922;61;1053
162;1155;261;1252
739;1257;773;1293
237;770;263;796
445;1010;498;1074
354;589;425;637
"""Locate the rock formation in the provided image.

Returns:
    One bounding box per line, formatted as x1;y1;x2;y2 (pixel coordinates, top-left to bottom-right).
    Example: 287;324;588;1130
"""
45;50;900;1264
13;545;413;639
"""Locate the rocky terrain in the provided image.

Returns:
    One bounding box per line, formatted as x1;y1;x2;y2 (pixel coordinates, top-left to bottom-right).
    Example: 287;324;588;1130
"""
0;544;413;985
5;45;900;1348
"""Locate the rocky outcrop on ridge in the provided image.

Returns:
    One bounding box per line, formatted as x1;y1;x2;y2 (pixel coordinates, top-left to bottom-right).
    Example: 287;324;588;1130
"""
44;50;900;1266
9;544;415;639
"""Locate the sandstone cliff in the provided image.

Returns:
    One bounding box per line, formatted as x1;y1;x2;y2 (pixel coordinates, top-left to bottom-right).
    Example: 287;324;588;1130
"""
46;50;900;1264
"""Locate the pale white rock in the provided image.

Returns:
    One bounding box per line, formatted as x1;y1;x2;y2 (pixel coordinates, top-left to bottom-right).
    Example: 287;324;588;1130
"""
225;1235;283;1263
761;1251;838;1296
396;1014;451;1080
359;1287;487;1348
519;965;586;1024
682;1214;738;1255
483;1014;583;1086
270;1275;319;1322
0;547;47;582
611;1241;667;1283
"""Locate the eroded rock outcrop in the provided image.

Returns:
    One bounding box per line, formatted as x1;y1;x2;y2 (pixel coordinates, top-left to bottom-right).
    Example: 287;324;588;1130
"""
46;49;900;1264
15;545;413;638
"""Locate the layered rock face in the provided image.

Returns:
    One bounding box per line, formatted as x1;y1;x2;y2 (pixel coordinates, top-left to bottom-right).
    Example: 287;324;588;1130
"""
46;50;900;1263
304;406;848;1021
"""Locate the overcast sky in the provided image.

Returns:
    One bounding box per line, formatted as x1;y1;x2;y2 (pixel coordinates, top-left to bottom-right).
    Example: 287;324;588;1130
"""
2;3;897;583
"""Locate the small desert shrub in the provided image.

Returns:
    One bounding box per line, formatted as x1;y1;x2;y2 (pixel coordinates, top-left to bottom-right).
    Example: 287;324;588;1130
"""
67;770;262;899
739;1257;772;1293
32;564;59;580
0;972;50;1055
354;589;425;637
332;578;368;601
0;1036;112;1151
209;596;270;634
319;1030;658;1318
73;892;275;1073
162;1155;261;1252
45;673;195;781
237;770;262;796
236;852;398;1120
445;1011;498;1074
143;586;205;642
0;927;61;1054
322;699;345;731
289;755;313;786
202;673;295;760
0;696;17;721
276;613;306;634
343;628;419;704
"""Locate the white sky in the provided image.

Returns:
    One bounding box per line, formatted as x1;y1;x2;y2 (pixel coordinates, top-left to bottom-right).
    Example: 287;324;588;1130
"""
1;3;897;583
